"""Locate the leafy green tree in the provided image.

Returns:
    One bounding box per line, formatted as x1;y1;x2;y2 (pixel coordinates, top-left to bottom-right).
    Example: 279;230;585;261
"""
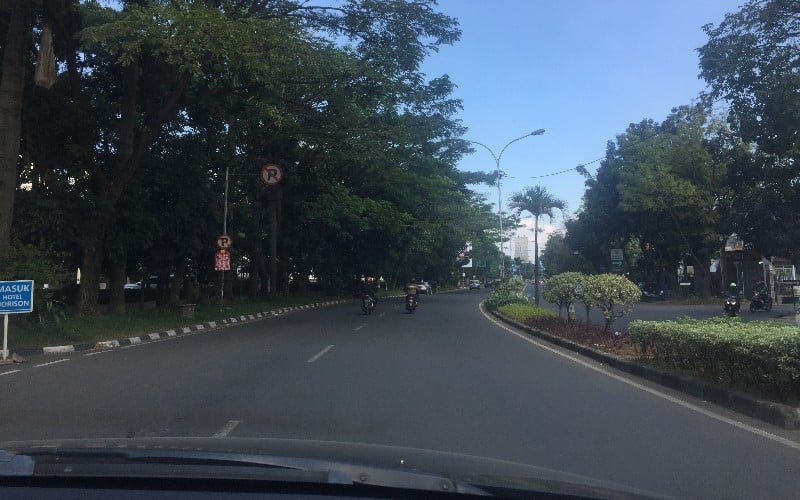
542;271;584;320
699;0;800;267
541;232;591;276
508;185;566;304
17;0;465;315
579;274;641;330
699;0;800;156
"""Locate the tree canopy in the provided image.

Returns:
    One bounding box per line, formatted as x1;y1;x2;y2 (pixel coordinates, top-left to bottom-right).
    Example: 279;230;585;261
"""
2;0;504;315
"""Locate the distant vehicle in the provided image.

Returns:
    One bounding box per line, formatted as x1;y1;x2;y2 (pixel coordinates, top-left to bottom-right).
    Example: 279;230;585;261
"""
416;282;428;294
421;281;434;294
123;283;141;290
638;282;665;302
469;280;481;290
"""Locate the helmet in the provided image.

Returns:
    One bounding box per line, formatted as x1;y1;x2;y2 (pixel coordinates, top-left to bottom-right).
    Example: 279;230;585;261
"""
729;282;737;287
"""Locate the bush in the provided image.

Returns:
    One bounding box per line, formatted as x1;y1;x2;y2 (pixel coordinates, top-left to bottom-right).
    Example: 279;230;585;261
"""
578;273;641;330
542;272;584;319
497;303;557;322
484;276;528;310
629;317;800;399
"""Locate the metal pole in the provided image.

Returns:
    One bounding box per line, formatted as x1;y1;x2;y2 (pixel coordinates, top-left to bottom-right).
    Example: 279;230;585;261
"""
220;166;229;313
496;157;504;280
2;313;8;360
455;130;544;283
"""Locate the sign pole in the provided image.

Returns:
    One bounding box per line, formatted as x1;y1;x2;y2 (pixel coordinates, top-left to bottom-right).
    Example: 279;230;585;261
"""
0;280;34;362
220;166;230;313
2;314;8;361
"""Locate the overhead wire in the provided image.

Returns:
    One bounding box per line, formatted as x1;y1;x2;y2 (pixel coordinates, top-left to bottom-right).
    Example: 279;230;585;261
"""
526;94;729;180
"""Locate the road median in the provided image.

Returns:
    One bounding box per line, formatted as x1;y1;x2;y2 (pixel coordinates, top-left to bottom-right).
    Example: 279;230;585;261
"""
487;305;800;430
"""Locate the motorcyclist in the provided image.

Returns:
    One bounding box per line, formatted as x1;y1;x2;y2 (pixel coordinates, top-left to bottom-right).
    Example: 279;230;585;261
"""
361;277;379;306
405;282;420;307
727;282;740;298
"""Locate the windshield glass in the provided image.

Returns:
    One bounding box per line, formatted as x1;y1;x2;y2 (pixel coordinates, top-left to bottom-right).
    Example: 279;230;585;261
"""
1;0;799;498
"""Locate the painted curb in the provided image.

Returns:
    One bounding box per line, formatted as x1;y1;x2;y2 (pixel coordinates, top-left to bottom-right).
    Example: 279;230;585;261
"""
17;300;347;359
489;308;800;430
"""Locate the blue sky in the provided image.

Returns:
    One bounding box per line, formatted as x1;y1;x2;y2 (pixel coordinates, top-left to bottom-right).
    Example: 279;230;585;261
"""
420;0;741;257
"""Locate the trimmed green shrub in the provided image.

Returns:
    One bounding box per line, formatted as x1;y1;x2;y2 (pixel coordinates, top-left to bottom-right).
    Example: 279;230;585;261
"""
629;317;800;398
542;272;584;320
497;303;557;323
484;276;528;310
578;273;641;330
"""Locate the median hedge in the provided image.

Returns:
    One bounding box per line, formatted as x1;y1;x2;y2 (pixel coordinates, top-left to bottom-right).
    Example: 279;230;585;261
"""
484;276;528;310
497;303;557;323
629;317;800;399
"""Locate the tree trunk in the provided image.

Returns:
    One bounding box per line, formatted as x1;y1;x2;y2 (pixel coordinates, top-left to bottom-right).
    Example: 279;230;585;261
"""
168;258;186;306
76;225;104;316
266;189;281;295
108;254;126;315
0;0;28;253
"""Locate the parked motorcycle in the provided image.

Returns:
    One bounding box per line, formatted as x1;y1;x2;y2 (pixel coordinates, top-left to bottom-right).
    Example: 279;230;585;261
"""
724;293;740;317
749;290;772;312
405;293;418;313
361;294;375;315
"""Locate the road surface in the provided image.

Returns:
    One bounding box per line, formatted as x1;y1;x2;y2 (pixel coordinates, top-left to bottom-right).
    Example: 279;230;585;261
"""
0;289;798;498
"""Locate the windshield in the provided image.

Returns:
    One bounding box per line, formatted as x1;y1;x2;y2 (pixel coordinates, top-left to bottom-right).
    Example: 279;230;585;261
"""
1;0;799;498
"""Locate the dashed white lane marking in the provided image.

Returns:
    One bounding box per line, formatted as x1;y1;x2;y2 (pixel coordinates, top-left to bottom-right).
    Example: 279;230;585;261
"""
307;345;334;363
0;369;21;376
481;305;800;452
212;419;241;438
84;349;113;356
354;324;367;332
34;359;70;368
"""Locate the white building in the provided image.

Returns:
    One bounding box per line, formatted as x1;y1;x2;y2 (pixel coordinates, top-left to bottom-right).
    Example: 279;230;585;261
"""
513;236;529;263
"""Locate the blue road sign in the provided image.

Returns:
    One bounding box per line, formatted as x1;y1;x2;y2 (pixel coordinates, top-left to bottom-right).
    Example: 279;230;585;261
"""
0;280;34;314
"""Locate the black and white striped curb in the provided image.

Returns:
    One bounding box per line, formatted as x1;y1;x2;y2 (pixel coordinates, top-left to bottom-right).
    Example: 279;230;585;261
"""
17;300;346;358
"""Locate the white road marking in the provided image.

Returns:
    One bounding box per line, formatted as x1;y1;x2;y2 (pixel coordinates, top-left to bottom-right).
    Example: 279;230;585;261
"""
307;345;334;363
212;419;241;438
0;370;21;376
481;305;800;452
33;359;70;368
84;349;112;356
354;324;367;332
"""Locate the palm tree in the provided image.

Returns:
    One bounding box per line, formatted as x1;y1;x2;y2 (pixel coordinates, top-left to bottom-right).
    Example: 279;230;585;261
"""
509;186;567;304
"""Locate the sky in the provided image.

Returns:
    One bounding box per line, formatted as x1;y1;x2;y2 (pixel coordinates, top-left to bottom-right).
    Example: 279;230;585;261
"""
419;0;742;260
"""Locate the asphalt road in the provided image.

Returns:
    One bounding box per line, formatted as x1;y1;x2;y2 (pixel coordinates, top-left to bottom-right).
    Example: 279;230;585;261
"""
1;289;799;498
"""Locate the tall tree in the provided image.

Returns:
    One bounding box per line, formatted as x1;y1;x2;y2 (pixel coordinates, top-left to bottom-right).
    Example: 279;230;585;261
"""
508;185;566;304
0;0;30;254
699;0;800;267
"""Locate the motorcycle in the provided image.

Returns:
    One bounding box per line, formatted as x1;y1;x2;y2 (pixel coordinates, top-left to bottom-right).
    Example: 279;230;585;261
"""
405;293;418;313
749;290;772;312
724;293;740;317
361;294;375;315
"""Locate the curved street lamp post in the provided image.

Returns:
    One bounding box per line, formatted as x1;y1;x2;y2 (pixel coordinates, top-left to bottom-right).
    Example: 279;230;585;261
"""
459;129;545;280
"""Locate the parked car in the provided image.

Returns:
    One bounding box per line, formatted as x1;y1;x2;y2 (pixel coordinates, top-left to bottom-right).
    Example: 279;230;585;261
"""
469;279;481;290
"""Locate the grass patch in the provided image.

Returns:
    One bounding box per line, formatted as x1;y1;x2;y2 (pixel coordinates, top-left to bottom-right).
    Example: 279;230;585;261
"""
497;303;557;323
8;294;336;350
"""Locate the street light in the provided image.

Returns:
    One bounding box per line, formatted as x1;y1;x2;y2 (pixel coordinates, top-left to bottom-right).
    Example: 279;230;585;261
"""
456;129;545;280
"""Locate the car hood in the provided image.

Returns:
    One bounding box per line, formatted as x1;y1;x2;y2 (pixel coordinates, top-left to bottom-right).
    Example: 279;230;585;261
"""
0;436;670;499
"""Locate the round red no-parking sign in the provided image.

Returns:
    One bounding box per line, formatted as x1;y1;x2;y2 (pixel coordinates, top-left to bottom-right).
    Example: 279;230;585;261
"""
260;163;284;186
